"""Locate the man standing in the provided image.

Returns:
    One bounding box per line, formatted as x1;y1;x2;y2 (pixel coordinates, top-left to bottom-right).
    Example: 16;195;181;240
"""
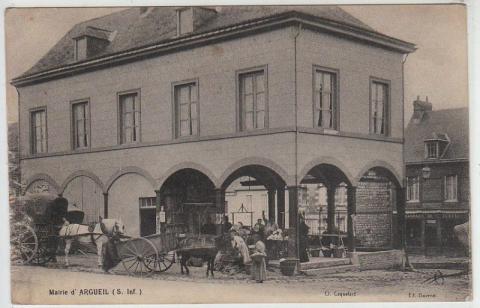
201;216;216;235
299;215;310;262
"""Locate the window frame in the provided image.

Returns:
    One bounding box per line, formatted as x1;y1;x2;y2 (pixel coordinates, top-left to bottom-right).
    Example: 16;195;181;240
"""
70;98;91;150
312;65;340;130
117;89;142;145
171;78;200;139
406;176;420;202
236;65;269;132
29;106;48;155
425;141;439;159
74;37;87;61
444;174;458;202
369;77;391;136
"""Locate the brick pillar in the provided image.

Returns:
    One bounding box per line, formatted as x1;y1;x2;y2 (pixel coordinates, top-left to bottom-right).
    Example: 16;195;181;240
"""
267;189;276;222
277;187;285;229
396;187;406;250
103;192;109;218
287;186;299;258
347;186;357;252
327;185;336;233
215;188;226;235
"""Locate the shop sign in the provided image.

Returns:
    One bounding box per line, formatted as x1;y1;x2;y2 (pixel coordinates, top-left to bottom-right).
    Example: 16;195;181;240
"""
426;219;437;224
159;211;166;223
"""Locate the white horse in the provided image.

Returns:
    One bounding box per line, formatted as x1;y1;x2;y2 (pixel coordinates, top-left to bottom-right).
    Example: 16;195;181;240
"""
59;217;125;267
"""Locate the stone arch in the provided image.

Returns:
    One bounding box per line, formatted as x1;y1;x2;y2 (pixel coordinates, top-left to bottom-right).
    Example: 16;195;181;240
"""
158;162;219;190
106;166;157;192
298;156;355;187
218;157;292;189
354;160;403;188
60;170;106;194
25;173;61;194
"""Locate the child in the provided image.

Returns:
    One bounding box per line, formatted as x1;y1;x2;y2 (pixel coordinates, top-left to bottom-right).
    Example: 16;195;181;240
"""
250;240;267;283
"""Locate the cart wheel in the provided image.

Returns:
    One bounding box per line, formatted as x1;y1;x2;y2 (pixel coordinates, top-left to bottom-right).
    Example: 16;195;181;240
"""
11;225;38;265
145;250;176;273
118;237;158;277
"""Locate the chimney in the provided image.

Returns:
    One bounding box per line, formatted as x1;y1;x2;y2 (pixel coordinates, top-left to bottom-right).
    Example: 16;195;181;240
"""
176;7;217;36
412;96;433;123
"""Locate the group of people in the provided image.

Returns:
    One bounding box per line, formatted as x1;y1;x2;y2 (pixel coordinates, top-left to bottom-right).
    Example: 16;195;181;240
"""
228;222;267;283
200;213;310;282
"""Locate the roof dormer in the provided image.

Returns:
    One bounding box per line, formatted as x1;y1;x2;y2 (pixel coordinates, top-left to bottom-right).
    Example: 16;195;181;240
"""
73;26;114;61
176;7;217;36
424;132;450;159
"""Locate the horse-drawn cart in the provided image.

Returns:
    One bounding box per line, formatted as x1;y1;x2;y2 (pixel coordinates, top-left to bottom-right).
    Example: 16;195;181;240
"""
114;233;219;277
114;233;178;276
10;193;83;265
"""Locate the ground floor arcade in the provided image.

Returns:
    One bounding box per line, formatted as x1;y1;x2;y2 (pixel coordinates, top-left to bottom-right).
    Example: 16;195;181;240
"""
24;162;406;262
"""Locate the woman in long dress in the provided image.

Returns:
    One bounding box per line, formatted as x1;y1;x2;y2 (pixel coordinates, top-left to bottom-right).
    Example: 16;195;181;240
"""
251;240;267;283
231;231;252;265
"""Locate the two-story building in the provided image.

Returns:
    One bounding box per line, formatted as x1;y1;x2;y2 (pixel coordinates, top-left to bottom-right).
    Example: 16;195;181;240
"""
404;98;469;255
12;6;415;259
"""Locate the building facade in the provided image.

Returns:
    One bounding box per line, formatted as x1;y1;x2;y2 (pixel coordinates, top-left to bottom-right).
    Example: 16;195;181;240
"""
404;99;469;255
13;6;415;258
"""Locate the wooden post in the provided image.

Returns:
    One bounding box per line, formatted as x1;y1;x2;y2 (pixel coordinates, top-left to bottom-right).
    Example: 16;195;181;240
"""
287;186;299;259
155;190;162;234
276;187;285;229
327;185;336;233
103;193;108;218
421;217;426;255
436;215;442;254
347;186;357;252
267;189;276;222
215;188;226;235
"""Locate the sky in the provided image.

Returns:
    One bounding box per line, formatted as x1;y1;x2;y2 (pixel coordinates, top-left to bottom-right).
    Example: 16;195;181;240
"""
4;4;468;124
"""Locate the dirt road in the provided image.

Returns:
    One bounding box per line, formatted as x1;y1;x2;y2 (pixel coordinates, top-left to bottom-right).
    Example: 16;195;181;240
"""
10;265;470;305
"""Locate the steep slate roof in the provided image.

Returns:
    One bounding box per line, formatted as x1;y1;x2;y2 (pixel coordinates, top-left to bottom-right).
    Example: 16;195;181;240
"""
19;6;402;79
405;107;469;163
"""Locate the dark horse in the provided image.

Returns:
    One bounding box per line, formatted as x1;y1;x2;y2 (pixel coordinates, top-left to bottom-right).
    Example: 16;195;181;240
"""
176;234;224;277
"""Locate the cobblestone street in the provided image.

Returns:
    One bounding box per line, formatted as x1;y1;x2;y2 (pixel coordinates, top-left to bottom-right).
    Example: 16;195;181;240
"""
10;253;471;304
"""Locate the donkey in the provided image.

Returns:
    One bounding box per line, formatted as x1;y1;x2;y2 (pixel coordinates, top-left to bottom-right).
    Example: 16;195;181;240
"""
176;235;223;277
59;216;125;267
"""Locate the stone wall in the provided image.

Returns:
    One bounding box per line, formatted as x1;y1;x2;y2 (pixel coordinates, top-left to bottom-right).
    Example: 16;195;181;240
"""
352;250;404;270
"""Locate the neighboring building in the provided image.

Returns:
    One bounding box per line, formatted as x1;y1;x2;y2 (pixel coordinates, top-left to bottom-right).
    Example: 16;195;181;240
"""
404;98;469;255
8;122;21;196
12;6;415;258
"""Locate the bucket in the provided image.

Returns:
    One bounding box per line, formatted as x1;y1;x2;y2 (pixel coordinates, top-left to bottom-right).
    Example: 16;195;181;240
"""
279;258;298;276
310;249;320;257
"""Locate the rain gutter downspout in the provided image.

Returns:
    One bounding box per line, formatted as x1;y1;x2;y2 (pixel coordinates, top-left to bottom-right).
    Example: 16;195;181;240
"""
293;23;302;187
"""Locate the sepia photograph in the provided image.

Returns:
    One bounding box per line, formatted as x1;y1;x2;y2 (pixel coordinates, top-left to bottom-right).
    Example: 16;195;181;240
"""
3;1;474;305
